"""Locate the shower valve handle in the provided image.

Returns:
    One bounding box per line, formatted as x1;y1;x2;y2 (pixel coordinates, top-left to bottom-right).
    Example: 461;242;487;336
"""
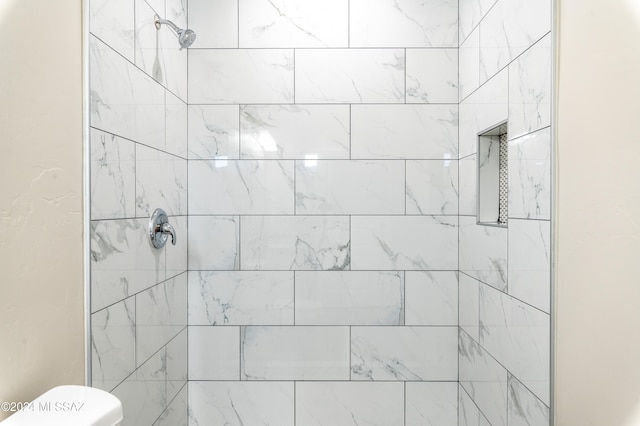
149;208;176;249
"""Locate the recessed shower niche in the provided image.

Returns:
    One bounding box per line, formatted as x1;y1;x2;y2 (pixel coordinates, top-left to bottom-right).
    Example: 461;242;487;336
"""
477;122;509;227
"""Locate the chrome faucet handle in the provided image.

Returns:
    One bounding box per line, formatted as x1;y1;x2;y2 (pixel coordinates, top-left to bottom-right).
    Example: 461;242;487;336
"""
149;208;177;249
160;222;176;245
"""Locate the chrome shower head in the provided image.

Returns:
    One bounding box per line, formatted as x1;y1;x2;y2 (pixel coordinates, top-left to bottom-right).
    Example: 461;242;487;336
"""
177;28;196;49
154;14;196;49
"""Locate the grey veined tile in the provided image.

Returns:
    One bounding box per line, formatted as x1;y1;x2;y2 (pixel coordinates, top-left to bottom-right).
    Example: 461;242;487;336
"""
240;216;350;270
508;34;552;140
350;0;458;47
295;49;405;104
459;329;508;426
296;382;404;426
459;216;508;291
188;216;239;270
296;160;405;215
189;160;294;215
351;216;458;271
479;0;551;83
90;218;166;313
406;382;458;426
241;326;350;380
351;105;458;159
89;35;165;149
406;160;459;215
189;49;294;104
90;128;136;220
135;144;187;218
351;326;457;381
91;298;135;392
189;381;294;426
135;273;187;367
188;271;294;326
406;49;459;104
239;0;348;48
480;285;550;405
508;374;550;426
295;271;404;325
240;105;350;160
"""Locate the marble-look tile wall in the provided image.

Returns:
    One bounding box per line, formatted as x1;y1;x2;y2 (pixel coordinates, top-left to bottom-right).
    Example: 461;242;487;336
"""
89;0;188;424
187;0;460;424
88;0;553;424
458;0;552;425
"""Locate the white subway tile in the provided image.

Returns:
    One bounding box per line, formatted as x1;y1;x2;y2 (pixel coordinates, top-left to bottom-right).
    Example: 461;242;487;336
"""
189;381;294;425
459;68;508;158
459;384;492;426
136;145;187;217
407;48;458;103
240;216;350;270
166;328;187;400
90;218;166;312
460;330;508;426
350;0;458;47
508;219;551;313
351;326;457;380
189;160;294;215
459;155;477;216
480;0;551;83
406;382;458;426
188;105;240;160
90;35;165;148
155;385;187;426
189;326;240;380
89;0;135;61
295;271;404;325
460;273;481;341
165;215;187;279
459;0;498;44
406;160;459;215
296;382;404;425
239;0;348;47
480;285;550;405
295;49;405;103
351;216;458;271
508;374;550;426
405;271;458;326
111;345;167;426
188;0;238;48
189;49;294;104
296;160;405;215
241;326;350;380
90;129;136;220
508;34;552;139
352;105;458;159
459;216;508;291
188;216;239;270
165;92;188;159
240;105;350;159
188;271;294;325
91;299;135;392
136;274;187;366
508;128;552;220
460;27;480;100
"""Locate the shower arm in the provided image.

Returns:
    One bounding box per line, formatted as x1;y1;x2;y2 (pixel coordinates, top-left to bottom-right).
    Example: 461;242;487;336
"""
154;16;181;35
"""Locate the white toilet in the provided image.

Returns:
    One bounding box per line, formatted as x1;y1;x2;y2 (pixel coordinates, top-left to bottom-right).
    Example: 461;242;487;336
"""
0;385;123;426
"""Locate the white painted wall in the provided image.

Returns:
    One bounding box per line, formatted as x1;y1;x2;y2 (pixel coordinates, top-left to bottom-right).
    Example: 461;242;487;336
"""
555;0;640;424
0;0;84;420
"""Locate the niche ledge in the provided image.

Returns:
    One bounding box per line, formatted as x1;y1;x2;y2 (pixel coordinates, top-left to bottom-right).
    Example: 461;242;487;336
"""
477;122;508;228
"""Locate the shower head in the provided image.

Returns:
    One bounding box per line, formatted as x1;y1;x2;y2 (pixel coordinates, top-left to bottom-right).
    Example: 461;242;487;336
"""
154;14;196;49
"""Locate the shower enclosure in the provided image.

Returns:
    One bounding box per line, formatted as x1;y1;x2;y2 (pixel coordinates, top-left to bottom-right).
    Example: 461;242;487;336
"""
87;0;553;424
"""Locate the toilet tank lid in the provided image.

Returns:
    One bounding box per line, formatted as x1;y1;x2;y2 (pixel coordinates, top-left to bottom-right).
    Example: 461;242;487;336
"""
0;385;123;426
